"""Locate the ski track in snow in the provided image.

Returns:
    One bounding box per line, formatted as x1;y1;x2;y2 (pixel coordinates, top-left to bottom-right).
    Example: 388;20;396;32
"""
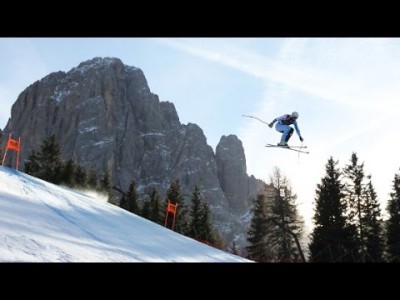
0;167;249;262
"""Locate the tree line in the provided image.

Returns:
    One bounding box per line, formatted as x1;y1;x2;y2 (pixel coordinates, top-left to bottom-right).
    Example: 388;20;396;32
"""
309;153;400;262
246;167;305;262
22;135;224;249
246;152;400;262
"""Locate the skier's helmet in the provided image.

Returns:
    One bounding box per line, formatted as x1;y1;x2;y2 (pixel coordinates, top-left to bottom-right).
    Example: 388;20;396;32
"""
292;111;299;119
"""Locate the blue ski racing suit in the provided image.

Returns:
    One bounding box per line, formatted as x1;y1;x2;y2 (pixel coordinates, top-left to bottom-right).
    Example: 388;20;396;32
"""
269;114;303;145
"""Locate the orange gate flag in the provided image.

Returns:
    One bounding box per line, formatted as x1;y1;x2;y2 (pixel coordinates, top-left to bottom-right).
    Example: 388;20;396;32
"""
1;133;21;170
164;200;178;231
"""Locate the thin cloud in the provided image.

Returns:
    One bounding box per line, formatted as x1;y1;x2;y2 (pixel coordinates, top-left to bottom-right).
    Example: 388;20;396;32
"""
158;38;400;114
156;38;276;79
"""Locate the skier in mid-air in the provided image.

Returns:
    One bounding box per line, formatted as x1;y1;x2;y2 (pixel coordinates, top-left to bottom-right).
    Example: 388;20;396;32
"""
268;111;304;147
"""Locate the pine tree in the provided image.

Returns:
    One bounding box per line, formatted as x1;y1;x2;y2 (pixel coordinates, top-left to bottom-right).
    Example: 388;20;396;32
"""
362;179;384;262
148;188;162;224
188;185;203;239
60;159;76;187
309;157;356;262
141;199;151;219
24;135;63;184
87;169;98;189
37;135;62;184
199;201;218;243
246;192;271;262
209;227;225;250
24;150;40;176
165;180;188;235
120;194;128;210
266;167;304;262
386;170;400;262
74;164;87;188
99;170;115;204
126;180;140;214
343;152;366;261
343;153;384;262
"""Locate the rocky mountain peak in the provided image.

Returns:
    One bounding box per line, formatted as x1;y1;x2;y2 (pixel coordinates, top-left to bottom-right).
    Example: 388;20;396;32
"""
216;135;248;212
76;57;124;70
1;57;267;251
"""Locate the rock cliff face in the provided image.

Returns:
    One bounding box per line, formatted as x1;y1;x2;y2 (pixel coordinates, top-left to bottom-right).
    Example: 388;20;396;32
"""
1;57;267;249
217;135;251;212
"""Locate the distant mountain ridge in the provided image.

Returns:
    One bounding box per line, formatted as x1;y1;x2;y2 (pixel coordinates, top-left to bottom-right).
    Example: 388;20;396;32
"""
1;57;267;249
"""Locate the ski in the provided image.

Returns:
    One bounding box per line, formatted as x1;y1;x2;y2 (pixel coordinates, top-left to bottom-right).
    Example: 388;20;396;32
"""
266;143;307;149
265;144;309;154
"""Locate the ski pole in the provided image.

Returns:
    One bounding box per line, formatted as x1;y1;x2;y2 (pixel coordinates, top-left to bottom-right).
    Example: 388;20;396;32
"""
242;115;269;126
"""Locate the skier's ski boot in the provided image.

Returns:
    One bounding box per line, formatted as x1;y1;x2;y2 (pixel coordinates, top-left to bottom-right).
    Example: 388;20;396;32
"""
277;142;288;147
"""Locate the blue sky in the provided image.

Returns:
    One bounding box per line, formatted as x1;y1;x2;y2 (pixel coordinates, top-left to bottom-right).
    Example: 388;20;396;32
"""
1;38;400;230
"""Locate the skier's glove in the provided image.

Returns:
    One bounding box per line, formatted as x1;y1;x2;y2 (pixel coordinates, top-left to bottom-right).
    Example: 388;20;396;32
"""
268;123;273;128
299;136;304;142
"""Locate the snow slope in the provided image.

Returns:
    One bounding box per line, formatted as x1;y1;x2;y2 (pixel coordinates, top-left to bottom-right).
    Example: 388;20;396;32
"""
0;166;249;262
